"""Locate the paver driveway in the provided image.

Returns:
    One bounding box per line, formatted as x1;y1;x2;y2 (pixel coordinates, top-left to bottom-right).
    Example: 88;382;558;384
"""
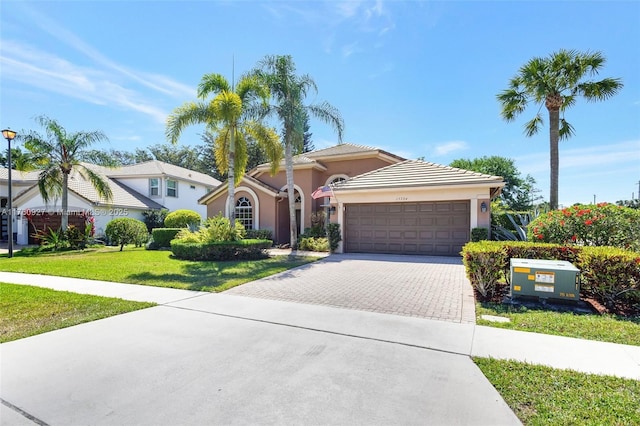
227;253;476;323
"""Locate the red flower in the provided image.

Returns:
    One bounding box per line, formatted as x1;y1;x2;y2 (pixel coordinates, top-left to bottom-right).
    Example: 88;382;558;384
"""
560;220;565;226
571;235;577;241
585;219;593;225
537;234;544;240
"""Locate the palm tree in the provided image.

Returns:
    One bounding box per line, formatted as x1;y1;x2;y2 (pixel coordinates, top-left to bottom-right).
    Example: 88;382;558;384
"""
253;55;344;248
497;49;622;210
166;73;282;222
18;116;114;231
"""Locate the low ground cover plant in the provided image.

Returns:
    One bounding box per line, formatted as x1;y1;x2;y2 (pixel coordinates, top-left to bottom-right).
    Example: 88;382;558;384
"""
475;358;640;425
0;283;154;342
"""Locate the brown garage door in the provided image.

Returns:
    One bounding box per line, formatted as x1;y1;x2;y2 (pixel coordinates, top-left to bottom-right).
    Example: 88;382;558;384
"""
344;201;470;256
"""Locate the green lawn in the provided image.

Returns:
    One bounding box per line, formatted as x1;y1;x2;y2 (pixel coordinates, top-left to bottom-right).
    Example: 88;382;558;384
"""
0;246;320;292
475;357;640;425
477;302;640;346
0;283;155;342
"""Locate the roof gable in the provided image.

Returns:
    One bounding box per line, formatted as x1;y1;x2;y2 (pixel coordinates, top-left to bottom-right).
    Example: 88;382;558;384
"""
334;160;505;191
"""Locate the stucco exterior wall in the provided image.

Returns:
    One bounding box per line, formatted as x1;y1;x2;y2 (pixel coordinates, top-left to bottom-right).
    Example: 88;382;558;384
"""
116;177;210;218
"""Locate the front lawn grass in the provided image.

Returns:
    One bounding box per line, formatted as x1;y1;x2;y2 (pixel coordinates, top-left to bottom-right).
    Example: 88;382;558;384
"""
0;246;319;292
0;283;155;342
475;357;640;425
477;302;640;346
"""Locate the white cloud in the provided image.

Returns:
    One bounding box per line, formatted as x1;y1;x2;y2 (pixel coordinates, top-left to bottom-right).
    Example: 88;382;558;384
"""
0;41;169;123
432;141;469;156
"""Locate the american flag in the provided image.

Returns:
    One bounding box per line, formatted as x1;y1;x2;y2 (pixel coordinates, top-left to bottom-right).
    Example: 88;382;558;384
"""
311;185;332;199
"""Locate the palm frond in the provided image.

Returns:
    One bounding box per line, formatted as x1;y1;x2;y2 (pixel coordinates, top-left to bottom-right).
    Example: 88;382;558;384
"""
559;119;575;140
37;167;63;203
576;78;624;101
524;114;543;137
166;101;216;144
77;165;113;202
307;101;344;142
198;74;230;99
245;122;283;175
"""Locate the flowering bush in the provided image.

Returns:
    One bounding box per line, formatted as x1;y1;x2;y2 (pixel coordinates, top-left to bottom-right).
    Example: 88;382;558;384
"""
527;203;640;252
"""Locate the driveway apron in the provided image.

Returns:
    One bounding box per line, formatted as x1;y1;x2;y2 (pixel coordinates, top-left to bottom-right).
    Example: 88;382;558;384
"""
227;253;476;324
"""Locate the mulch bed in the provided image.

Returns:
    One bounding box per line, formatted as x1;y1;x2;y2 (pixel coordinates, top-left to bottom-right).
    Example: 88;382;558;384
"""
476;283;639;317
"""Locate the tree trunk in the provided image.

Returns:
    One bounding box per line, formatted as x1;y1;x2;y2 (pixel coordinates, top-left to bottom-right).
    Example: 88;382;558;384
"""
227;127;236;227
61;172;69;231
547;107;560;210
285;142;297;249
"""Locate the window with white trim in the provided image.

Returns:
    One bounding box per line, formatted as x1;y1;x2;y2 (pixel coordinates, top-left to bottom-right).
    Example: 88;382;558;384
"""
166;179;178;197
235;196;253;230
149;178;160;197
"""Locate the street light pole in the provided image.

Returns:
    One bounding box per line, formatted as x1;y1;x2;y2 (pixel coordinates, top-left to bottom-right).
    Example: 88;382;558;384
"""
2;128;17;258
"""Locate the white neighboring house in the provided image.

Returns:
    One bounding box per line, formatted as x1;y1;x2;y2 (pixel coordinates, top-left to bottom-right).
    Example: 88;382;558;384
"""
0;160;220;245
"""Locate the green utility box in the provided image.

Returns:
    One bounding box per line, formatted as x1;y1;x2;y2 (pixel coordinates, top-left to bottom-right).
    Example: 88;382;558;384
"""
510;258;580;301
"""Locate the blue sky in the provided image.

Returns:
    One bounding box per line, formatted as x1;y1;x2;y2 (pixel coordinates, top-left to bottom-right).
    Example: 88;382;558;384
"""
1;0;639;207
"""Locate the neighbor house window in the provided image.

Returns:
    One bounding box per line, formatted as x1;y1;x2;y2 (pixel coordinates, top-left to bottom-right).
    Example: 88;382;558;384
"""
149;178;160;197
235;196;253;230
166;179;178;197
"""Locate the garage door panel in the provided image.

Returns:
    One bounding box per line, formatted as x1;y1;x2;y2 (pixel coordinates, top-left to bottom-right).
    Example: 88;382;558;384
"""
345;201;469;256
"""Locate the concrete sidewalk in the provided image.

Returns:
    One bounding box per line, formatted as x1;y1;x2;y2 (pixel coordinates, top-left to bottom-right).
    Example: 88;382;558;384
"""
1;272;639;425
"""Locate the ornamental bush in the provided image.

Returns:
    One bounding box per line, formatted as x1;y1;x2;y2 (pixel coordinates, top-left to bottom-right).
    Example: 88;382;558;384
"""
172;214;246;245
527;203;640;252
170;239;272;261
149;228;182;249
105;218;149;251
164;209;202;229
298;237;330;252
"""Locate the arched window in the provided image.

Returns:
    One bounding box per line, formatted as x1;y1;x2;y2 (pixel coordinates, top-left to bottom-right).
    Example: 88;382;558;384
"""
235;196;253;230
331;177;347;185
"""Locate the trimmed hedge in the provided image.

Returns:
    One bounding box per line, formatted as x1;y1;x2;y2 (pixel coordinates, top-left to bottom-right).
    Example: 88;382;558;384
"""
245;229;273;240
171;239;272;261
461;241;640;309
150;228;182;249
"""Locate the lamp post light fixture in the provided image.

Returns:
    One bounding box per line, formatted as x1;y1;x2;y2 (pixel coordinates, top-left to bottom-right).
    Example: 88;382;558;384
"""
2;128;17;258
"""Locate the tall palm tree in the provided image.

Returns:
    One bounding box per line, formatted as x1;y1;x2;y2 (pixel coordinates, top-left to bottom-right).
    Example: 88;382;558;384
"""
166;73;282;222
253;55;344;248
18;116;113;231
497;49;622;210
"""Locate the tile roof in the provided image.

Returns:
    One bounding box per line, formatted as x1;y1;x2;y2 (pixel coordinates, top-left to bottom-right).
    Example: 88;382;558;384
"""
0;168;41;182
304;143;382;158
67;169;164;209
252;142;404;172
333;160;505;191
106;160;221;186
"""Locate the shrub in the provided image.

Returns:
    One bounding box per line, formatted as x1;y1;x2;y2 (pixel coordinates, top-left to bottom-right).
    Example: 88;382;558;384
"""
64;225;88;250
298;237;330;252
105;218;149;251
461;241;506;300
199;215;245;242
471;227;489;242
578;246;640;308
245;229;273;240
149;228;182;249
164;209;202;229
528;203;640;251
327;223;342;253
142;209;168;233
170;239;272;261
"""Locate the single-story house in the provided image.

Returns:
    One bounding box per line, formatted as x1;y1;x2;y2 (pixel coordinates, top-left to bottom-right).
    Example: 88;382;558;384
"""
0;161;220;244
200;143;504;255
